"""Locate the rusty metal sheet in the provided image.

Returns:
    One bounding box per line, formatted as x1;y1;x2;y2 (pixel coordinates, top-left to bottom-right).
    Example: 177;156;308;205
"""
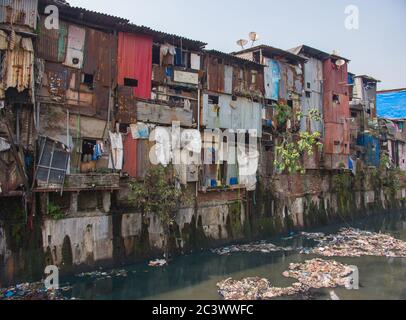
37;16;67;63
117;85;137;124
4;35;34;94
0;0;38;30
323;58;349;96
207;56;224;93
84;28;115;87
44;62;68;102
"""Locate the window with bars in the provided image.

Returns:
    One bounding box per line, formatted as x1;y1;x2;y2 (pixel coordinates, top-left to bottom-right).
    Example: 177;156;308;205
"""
36;137;70;187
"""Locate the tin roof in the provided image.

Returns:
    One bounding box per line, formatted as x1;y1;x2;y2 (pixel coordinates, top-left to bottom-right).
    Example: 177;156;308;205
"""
39;0;206;50
354;75;381;83
290;45;350;62
205;49;264;67
232;44;307;64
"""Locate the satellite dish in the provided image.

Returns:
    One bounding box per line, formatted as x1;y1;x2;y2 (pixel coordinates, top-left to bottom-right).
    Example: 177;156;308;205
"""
335;59;346;67
236;39;248;49
249;32;260;46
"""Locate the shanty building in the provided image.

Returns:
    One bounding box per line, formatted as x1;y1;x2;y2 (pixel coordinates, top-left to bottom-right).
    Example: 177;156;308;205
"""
349;74;381;167
201;50;264;191
322;53;351;170
0;0;37;199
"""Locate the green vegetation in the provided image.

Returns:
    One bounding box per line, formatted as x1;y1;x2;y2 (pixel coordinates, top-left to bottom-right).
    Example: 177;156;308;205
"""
129;165;191;257
274;108;323;174
47;202;65;220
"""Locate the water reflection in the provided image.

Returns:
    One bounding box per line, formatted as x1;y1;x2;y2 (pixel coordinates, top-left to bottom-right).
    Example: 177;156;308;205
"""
63;211;406;300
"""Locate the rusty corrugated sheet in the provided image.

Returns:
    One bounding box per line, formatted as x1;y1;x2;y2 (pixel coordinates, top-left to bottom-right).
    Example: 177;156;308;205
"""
117;85;137;124
207;55;224;93
323;58;349;95
0;0;38;30
37;15;67;63
123;133;137;178
3;35;34;95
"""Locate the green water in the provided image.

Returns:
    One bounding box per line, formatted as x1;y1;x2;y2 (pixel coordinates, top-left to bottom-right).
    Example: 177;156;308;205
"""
62;211;406;300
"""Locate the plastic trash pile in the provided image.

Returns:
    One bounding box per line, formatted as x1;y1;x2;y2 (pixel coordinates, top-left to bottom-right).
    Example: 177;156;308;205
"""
217;277;302;300
300;232;326;241
217;258;354;300
148;259;167;267
303;228;406;258
282;259;353;289
0;282;68;300
77;269;128;280
211;241;292;255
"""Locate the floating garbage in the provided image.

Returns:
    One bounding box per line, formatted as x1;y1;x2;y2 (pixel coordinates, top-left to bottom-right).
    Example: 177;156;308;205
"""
283;259;353;289
77;269;128;279
211;241;292;255
300;232;326;241
305;228;406;258
0;282;67;300
148;259;167;267
217;277;303;300
217;258;354;300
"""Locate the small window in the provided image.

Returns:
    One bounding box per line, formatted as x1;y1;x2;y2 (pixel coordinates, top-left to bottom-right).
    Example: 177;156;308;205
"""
208;95;219;105
152;45;160;65
333;94;340;104
287;100;293;108
82;73;94;89
124;78;138;87
351;112;357;118
307;82;311;89
232;95;237;101
305;91;311;98
82;139;96;162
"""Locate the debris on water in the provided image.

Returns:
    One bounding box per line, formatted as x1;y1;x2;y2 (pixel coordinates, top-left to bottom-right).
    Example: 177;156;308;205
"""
148;259;167;267
217;277;303;300
307;228;406;258
217;258;353;300
77;269;128;279
211;241;292;255
0;282;67;300
300;232;326;241
283;259;353;289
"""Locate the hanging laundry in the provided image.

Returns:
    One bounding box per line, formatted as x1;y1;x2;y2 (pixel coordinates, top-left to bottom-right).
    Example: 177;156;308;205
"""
237;143;259;191
108;131;123;171
151;127;172;167
130;122;149;140
160;43;176;66
92;142;104;161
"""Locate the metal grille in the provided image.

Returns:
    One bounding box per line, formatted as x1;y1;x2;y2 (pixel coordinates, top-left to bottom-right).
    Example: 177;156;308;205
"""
36;137;70;187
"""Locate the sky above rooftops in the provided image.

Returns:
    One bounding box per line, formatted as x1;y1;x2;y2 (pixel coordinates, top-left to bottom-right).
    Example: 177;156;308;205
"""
69;0;405;90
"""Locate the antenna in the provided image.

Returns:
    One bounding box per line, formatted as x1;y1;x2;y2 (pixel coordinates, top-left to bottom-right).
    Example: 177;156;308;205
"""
236;39;248;50
249;32;260;47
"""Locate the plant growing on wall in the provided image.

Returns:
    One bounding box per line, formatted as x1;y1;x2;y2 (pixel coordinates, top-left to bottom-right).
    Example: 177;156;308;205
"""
47;202;65;220
274;108;323;174
129;165;190;259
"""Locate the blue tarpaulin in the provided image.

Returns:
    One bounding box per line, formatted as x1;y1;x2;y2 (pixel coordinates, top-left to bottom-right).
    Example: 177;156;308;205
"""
357;134;380;167
377;89;406;119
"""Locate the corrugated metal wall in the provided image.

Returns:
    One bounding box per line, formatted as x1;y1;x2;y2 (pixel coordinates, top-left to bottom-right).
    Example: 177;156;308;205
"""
0;0;38;29
202;93;262;137
301;57;323;134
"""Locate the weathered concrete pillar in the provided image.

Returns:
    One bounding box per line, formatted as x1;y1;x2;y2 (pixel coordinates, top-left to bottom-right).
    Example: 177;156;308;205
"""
70;192;78;214
102;191;111;213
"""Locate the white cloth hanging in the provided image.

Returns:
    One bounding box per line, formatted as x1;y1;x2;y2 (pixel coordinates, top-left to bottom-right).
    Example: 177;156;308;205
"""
108;131;123;170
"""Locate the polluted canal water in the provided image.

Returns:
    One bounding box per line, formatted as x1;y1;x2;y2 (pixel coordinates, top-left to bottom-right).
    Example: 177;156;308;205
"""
51;212;406;300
